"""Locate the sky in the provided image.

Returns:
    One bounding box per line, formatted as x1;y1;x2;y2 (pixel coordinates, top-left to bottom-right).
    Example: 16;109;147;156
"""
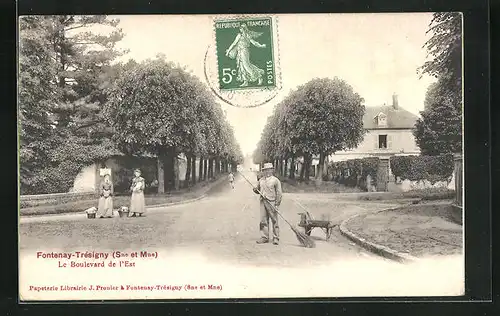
108;13;436;156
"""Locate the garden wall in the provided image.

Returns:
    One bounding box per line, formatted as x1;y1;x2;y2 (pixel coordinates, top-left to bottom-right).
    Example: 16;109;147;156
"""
20;191;97;209
390;154;455;192
328;154;456;193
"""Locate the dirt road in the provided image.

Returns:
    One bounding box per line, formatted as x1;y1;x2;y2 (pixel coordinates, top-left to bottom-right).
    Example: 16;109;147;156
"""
20;172;392;267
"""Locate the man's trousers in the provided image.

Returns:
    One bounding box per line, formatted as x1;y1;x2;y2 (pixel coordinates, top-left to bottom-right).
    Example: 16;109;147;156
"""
260;199;279;241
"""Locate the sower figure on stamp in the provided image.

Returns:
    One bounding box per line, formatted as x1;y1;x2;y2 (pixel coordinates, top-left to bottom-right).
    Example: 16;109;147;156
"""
253;163;283;245
225;23;266;87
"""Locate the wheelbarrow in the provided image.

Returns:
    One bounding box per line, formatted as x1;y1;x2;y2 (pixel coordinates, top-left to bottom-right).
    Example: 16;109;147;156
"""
297;211;337;241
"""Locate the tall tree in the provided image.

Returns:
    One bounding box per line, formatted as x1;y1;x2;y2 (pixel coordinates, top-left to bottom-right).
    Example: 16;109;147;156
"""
413;79;462;155
415;12;463;155
18;15;126;194
418;12;462;106
18;17;59;193
283;78;365;184
104;56;242;192
104;58;200;192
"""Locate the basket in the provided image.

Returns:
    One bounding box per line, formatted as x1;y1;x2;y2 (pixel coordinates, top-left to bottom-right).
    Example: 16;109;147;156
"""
85;207;97;219
118;206;129;218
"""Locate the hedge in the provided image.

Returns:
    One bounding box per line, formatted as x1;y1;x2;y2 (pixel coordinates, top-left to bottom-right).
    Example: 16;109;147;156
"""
389;154;454;184
328;157;380;190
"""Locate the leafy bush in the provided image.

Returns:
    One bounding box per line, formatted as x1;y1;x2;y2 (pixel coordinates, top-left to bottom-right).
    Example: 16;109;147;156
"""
390;154;453;184
328;157;379;190
20;137;121;195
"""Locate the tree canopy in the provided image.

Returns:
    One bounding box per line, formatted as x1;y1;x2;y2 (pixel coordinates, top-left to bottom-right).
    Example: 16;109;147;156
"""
414;12;463;155
253;77;365;183
19;16;242;194
104;57;243;191
19;15;126;194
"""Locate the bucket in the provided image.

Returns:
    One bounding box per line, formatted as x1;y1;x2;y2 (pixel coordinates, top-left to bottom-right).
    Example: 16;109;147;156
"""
85;207;97;219
118;207;129;218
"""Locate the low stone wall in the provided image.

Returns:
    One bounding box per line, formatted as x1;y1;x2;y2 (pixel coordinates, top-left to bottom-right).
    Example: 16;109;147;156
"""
20;192;97;209
397;175;455;192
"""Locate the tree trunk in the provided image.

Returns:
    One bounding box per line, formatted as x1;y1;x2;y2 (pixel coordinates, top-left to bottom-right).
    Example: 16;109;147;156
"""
174;156;180;190
191;155;197;185
284;159;288;178
304;154;311;183
203;159;208;181
185;155;192;188
157;147;165;194
299;157;306;181
289;155;295;179
315;152;326;185
208;158;214;179
215;158;220;175
163;147;175;192
201;159;205;181
324;154;330;181
198;156;203;182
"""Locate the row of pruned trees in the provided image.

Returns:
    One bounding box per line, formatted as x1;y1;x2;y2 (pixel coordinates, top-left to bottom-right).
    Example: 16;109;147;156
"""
104;56;243;192
19;15;242;194
253;77;366;184
253;13;463;187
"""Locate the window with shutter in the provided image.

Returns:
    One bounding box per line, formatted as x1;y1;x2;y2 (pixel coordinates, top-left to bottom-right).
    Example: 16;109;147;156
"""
378;135;388;149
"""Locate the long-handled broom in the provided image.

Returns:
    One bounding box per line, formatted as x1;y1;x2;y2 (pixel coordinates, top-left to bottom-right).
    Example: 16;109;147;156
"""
238;171;316;248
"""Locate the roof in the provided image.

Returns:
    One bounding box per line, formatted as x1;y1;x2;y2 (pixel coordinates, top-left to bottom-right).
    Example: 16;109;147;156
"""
363;105;419;129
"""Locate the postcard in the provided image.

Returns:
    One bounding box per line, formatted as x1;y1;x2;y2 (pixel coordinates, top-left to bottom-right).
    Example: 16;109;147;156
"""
18;13;464;301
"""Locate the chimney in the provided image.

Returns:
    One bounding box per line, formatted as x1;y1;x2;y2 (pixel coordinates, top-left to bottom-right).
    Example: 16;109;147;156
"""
392;93;399;110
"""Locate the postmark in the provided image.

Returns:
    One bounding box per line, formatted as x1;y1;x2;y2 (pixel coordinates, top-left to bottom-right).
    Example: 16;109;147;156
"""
204;15;282;108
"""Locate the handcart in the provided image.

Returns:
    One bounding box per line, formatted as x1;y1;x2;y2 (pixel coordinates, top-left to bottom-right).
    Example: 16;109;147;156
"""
297;211;337;241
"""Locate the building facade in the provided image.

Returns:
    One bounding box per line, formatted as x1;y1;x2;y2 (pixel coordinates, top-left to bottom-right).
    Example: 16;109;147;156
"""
329;94;420;168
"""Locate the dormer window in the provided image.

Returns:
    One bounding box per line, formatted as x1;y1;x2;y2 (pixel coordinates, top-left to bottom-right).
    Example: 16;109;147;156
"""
375;112;387;127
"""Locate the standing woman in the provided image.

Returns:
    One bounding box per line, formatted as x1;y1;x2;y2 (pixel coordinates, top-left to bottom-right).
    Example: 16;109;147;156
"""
129;169;146;217
96;174;114;218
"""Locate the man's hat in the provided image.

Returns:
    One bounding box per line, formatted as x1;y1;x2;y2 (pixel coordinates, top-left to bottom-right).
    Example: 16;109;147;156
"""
262;163;274;170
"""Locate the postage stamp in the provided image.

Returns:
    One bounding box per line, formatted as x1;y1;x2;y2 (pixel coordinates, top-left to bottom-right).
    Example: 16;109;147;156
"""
204;15;282;108
215;17;276;91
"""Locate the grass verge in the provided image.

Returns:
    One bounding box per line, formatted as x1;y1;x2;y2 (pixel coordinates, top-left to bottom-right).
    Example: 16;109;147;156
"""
345;203;463;257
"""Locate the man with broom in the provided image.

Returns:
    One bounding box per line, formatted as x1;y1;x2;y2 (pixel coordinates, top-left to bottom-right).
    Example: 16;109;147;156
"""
253;163;283;245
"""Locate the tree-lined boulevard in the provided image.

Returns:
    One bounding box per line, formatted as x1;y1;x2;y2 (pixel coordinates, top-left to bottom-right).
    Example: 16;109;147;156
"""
18;13;464;278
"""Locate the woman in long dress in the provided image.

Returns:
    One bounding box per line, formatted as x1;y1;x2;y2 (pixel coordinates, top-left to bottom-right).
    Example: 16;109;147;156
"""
129;169;146;217
96;174;114;218
225;23;267;87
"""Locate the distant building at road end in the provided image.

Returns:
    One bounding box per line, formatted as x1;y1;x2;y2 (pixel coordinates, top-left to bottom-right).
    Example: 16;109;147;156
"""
329;93;420;163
